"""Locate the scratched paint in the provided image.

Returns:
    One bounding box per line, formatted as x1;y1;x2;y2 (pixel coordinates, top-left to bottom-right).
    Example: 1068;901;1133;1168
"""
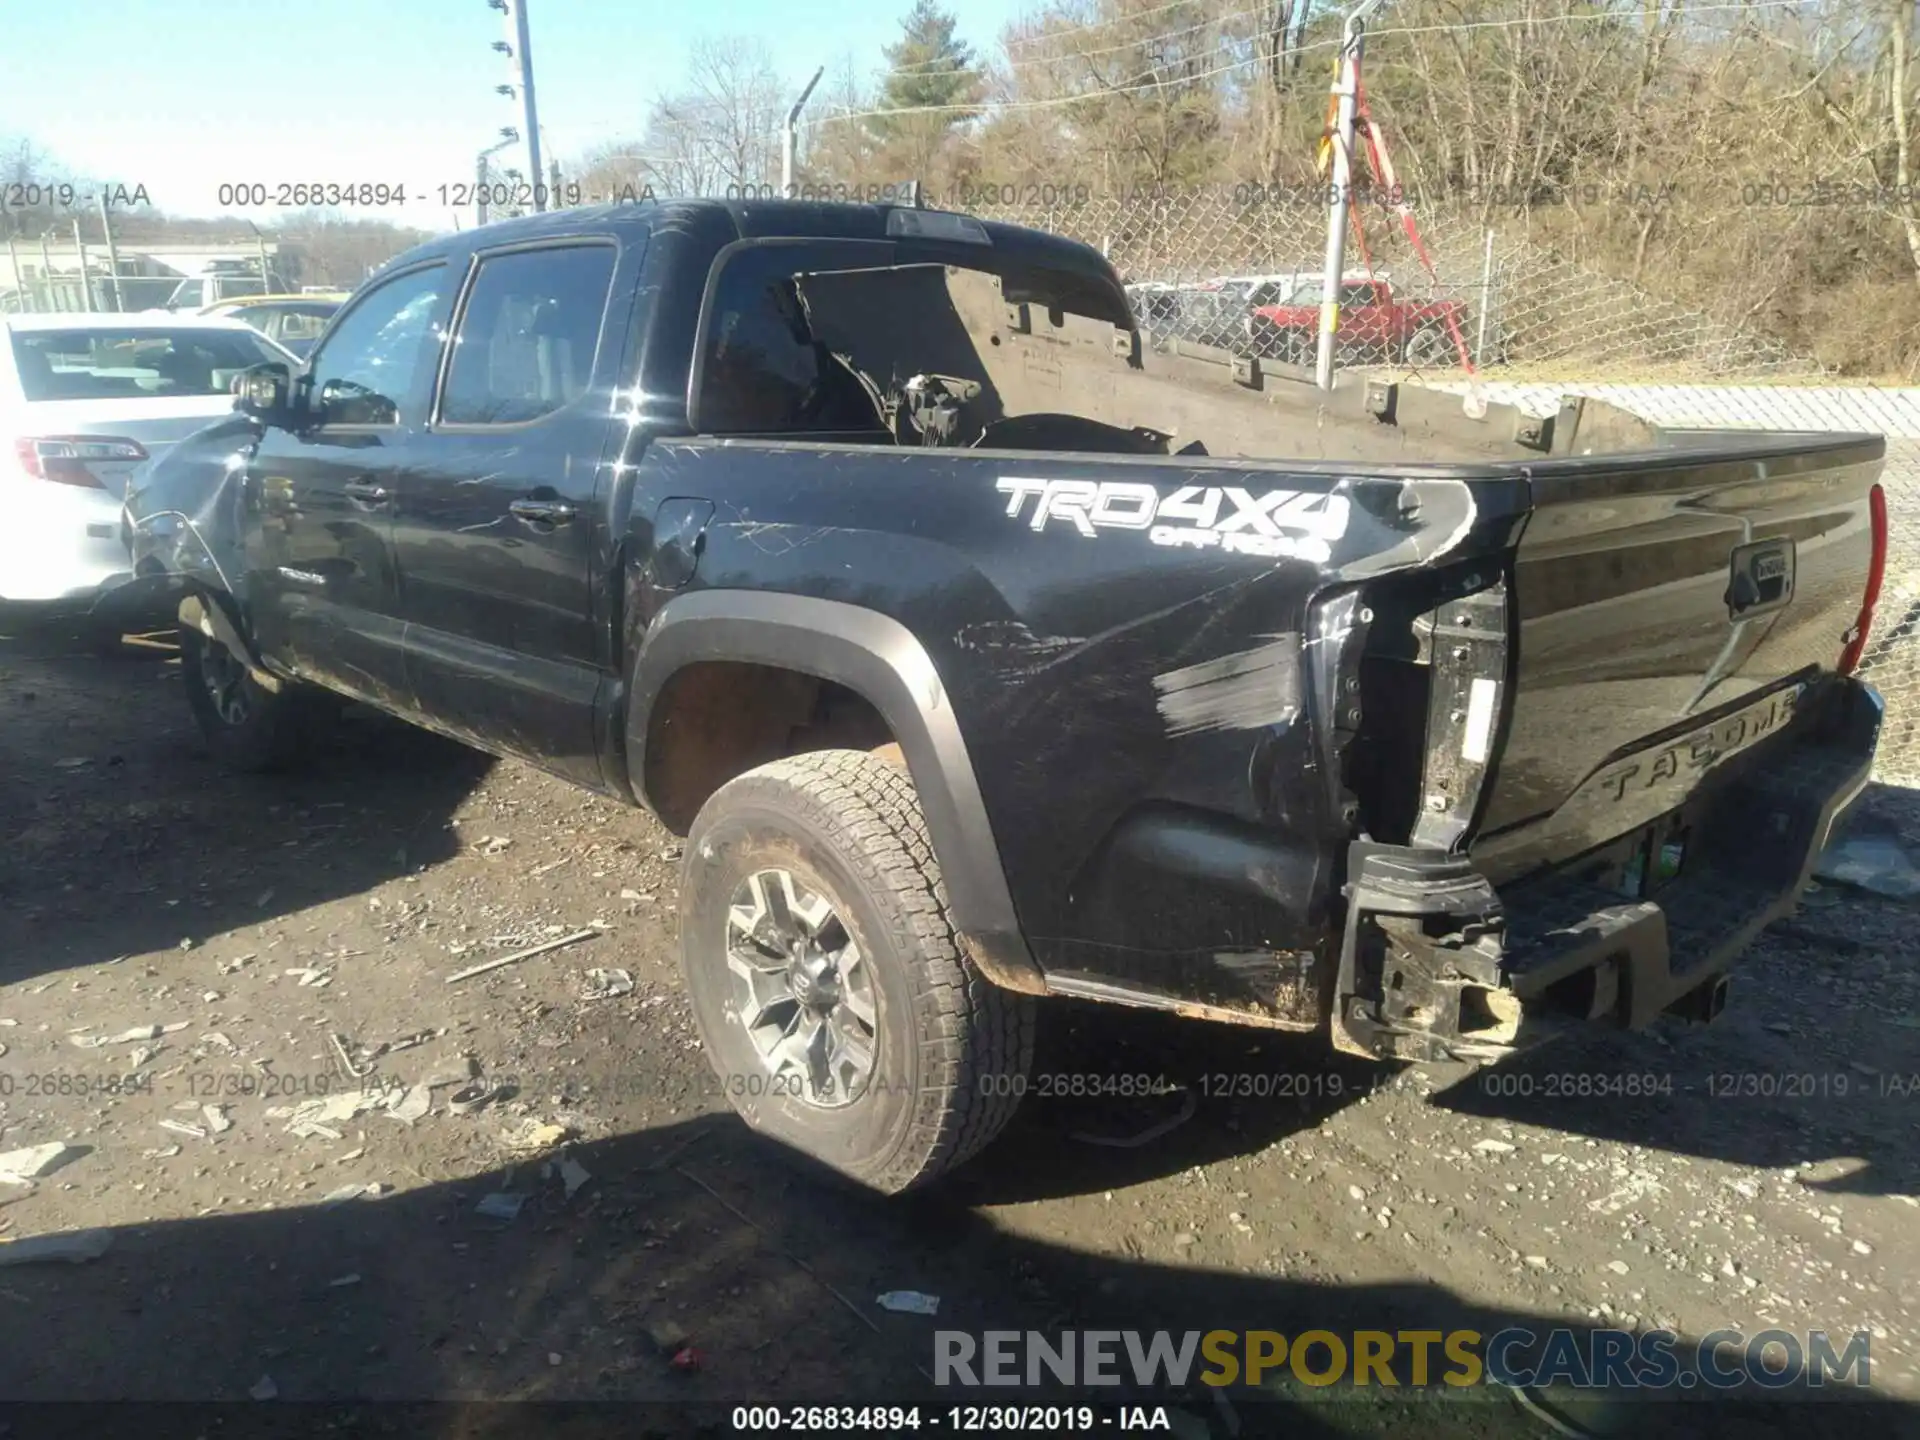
1151;636;1300;737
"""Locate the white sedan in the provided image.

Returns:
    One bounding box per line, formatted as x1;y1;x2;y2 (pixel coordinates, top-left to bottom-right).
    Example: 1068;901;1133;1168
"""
0;313;295;624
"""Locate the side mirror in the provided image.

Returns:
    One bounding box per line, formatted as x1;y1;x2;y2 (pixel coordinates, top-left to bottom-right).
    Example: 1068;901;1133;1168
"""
234;363;293;426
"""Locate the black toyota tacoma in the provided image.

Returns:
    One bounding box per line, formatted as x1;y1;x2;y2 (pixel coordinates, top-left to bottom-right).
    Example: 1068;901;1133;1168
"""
123;197;1887;1192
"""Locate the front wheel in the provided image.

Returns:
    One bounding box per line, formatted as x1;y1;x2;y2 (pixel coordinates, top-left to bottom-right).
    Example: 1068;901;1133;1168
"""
679;749;1035;1193
1405;324;1451;367
179;620;324;772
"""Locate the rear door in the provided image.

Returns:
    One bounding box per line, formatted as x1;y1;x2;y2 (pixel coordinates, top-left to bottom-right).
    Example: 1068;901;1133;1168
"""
393;237;628;786
244;262;450;710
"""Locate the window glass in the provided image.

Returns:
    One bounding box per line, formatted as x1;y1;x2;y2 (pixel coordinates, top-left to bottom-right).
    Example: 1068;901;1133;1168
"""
307;266;444;427
698;249;891;434
439;245;615;425
10;327;284;401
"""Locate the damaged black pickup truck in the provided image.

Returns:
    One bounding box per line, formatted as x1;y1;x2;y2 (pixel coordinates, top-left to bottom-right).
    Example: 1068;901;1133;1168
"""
123;197;1887;1192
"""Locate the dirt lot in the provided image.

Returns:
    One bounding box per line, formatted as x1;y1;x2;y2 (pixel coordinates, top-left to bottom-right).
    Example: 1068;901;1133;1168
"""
1;627;1917;1438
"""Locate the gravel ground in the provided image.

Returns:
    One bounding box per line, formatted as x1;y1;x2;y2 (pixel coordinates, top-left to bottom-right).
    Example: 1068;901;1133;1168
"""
0;626;1916;1438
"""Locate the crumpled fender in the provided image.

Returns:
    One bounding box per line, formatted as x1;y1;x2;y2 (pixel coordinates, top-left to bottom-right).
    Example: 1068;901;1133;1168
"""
123;415;259;598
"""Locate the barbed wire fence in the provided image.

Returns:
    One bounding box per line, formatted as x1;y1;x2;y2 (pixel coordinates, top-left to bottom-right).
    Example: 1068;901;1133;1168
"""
959;187;1917;783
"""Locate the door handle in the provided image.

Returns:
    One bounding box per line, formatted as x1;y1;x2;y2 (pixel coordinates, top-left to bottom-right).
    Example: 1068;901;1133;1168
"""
510;498;576;527
343;478;391;507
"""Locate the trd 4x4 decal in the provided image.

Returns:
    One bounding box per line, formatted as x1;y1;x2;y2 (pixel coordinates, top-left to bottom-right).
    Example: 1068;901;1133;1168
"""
995;477;1351;563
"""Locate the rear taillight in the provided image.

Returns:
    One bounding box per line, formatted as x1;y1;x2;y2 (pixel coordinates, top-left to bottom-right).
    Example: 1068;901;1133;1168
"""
1838;481;1888;677
11;436;148;489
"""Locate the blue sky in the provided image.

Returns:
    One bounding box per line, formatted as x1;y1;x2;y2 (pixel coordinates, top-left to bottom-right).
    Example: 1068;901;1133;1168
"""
1;0;1029;229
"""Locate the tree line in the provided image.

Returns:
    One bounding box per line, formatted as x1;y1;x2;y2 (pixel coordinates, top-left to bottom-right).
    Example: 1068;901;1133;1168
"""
574;0;1920;378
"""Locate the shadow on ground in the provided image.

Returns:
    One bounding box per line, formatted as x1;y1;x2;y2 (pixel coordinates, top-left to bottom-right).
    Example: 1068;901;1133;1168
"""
0;1114;1905;1439
0;626;494;984
1432;781;1920;1198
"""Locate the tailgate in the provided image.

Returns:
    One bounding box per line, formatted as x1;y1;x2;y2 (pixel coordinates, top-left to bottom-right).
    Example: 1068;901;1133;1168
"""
1473;431;1885;876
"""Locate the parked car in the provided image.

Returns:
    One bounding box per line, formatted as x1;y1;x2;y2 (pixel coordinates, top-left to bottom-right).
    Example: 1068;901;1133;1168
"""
0;313;294;632
127;198;1885;1195
202;294;347;359
1125;280;1257;354
1249;274;1467;367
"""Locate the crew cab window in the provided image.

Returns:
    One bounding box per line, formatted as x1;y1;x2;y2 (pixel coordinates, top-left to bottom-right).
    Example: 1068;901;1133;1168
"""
439;244;615;426
697;247;888;434
305;265;445;427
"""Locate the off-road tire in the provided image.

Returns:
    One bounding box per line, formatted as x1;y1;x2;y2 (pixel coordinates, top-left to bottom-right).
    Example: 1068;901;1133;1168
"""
178;621;323;773
680;749;1035;1194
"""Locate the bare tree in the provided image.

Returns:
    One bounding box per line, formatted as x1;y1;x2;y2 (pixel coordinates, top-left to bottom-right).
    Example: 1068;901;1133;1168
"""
635;37;785;195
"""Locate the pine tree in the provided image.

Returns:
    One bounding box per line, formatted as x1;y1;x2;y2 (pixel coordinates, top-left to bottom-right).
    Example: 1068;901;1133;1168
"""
870;0;979;152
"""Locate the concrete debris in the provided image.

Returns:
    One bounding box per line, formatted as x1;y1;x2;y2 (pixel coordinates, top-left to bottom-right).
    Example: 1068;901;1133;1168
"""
320;1183;386;1205
579;967;635;1001
1473;1139;1518;1155
556;1156;591;1200
475;1192;527;1222
500;1120;573;1154
158;1120;208;1141
284;1088;400;1133
328;1273;361;1288
1814;830;1920;900
141;1145;182;1160
386;1086;432;1125
249;1375;279;1401
289;1123;344;1142
0;1143;79;1184
283;968;332;989
1607;1260;1631;1275
128;1044;162;1069
201;1105;233;1135
0;1228;114;1267
876;1290;941;1315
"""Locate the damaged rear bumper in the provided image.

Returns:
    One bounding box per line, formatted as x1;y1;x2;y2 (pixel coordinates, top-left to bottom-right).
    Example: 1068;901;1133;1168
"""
1331;676;1882;1064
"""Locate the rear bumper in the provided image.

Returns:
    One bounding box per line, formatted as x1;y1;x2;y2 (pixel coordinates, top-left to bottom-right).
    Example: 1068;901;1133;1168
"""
1332;676;1882;1064
0;482;131;608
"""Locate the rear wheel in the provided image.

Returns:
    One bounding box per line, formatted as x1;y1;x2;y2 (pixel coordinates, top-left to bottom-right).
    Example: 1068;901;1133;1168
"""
679;749;1035;1194
179;621;324;772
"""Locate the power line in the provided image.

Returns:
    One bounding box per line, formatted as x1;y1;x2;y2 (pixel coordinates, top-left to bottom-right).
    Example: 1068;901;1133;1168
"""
803;0;1820;129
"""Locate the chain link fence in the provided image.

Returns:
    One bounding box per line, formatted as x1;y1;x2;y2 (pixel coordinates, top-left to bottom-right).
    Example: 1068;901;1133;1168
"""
961;187;1914;782
961;187;1825;379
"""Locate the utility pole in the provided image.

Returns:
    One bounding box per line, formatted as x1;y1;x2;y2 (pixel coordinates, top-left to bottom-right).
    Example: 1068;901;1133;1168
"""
783;66;825;198
97;193;125;312
491;0;544;211
1315;0;1388;389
